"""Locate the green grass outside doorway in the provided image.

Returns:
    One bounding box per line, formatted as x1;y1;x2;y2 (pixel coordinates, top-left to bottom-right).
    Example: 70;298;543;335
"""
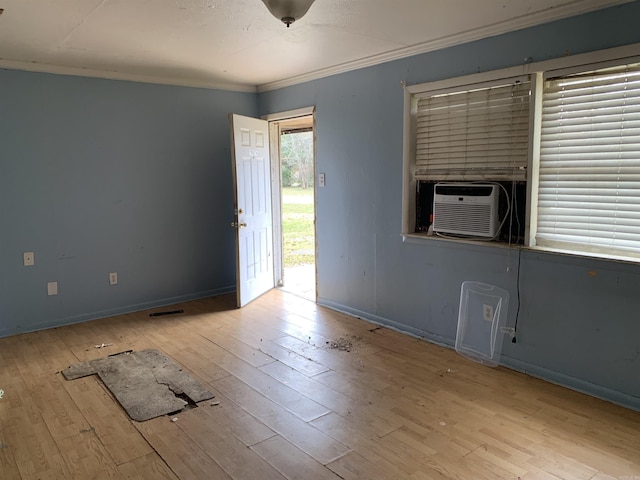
282;187;314;267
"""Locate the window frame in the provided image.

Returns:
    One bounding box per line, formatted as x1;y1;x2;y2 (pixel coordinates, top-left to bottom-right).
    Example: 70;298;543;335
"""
402;42;640;263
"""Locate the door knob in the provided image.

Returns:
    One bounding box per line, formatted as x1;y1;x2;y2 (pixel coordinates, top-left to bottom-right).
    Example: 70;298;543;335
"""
230;222;247;228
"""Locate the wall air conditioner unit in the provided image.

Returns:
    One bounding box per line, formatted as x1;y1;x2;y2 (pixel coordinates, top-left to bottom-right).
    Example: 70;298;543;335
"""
433;183;499;238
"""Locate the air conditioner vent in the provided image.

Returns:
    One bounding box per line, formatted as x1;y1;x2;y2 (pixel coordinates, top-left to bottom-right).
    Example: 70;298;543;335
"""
433;183;499;238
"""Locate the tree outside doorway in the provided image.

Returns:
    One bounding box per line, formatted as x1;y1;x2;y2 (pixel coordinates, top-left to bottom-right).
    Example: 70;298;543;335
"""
280;129;315;299
281;130;314;191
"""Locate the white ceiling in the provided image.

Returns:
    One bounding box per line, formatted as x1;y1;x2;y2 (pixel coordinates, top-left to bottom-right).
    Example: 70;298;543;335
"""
0;0;632;92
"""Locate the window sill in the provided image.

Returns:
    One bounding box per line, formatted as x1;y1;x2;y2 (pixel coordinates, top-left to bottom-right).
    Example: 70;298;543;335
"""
527;245;640;267
401;232;522;251
402;233;640;266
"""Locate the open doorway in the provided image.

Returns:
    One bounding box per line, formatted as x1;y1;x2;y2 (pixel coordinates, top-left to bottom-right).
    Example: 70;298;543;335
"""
276;115;315;300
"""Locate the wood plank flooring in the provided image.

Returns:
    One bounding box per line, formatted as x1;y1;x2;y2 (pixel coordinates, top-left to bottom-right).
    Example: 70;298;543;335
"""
0;289;639;479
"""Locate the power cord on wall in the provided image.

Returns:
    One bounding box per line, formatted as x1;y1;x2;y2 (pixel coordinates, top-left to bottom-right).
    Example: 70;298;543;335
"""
512;248;522;343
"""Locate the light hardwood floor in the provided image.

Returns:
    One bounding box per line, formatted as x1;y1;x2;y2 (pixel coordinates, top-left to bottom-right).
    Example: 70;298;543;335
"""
1;289;639;479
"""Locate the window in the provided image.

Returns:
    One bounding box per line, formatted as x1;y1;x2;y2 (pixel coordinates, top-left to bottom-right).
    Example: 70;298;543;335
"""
534;63;640;259
405;76;531;244
403;45;640;262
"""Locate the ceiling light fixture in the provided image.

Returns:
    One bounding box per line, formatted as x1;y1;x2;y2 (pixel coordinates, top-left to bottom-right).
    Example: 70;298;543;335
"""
261;0;316;27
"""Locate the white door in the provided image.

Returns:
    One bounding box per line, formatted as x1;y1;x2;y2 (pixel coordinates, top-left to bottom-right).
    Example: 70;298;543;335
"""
230;114;274;307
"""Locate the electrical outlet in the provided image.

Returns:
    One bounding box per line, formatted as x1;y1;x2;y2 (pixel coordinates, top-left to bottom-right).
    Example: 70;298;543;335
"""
47;282;58;296
109;272;118;286
483;304;494;322
23;252;35;266
319;173;326;187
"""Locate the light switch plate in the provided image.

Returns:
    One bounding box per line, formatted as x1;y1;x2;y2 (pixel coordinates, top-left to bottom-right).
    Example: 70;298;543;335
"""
47;282;58;296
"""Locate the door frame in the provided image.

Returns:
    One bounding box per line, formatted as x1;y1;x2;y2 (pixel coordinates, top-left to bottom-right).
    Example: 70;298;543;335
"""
262;106;317;300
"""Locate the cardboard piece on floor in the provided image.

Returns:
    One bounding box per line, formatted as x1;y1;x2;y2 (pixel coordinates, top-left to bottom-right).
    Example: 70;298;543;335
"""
62;349;214;421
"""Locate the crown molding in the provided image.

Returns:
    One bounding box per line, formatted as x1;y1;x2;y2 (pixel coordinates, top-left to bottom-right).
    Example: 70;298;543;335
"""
0;58;258;93
257;0;633;93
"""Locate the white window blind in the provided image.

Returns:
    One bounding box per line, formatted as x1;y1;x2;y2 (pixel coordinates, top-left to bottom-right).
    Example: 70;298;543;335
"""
537;63;640;258
415;80;530;181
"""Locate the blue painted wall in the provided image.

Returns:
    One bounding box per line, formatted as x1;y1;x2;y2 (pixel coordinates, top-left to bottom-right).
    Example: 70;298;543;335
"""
0;71;257;337
259;2;640;410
